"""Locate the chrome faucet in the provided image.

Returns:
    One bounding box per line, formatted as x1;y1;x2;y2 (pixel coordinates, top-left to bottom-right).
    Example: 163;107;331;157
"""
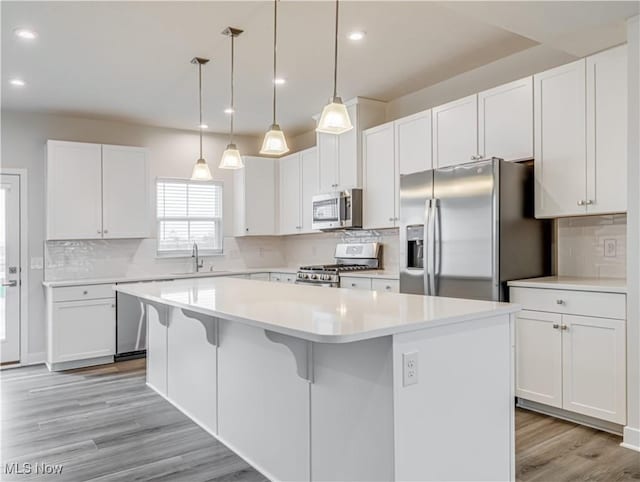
192;242;204;272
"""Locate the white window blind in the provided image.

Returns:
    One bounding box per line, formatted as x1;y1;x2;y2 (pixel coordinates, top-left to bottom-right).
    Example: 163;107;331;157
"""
156;179;223;256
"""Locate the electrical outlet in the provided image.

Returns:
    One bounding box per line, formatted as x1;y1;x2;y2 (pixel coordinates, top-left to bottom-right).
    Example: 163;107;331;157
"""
402;351;418;387
604;239;617;258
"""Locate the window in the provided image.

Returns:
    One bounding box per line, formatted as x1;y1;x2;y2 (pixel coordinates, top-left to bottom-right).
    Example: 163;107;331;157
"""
156;178;223;256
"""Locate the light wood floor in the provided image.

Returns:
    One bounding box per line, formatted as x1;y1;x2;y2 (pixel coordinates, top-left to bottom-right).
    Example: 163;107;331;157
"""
1;360;638;481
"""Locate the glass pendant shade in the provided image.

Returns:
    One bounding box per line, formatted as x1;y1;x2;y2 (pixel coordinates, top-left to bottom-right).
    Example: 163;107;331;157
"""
316;97;353;134
191;158;213;181
260;124;289;155
218;143;244;170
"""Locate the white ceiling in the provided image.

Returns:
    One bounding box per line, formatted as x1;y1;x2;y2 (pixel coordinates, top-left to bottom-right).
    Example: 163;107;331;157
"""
1;1;637;136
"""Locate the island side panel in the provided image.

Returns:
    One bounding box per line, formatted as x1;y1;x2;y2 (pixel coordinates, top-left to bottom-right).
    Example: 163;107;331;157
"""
146;302;168;396
167;309;218;434
393;314;514;482
217;320;311;482
311;336;395;482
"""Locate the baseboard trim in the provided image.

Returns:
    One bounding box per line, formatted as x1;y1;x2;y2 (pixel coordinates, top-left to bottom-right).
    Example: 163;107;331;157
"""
46;355;114;372
146;382;278;482
621;426;640;452
24;351;46;365
517;398;624;436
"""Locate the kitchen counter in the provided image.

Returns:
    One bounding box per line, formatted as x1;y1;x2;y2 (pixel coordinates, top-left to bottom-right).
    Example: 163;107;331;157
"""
117;276;517;481
508;276;627;294
114;277;518;343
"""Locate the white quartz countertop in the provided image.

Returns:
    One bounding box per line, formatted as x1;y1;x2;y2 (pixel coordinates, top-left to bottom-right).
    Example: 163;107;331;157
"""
114;277;519;343
508;276;627;294
42;267;399;288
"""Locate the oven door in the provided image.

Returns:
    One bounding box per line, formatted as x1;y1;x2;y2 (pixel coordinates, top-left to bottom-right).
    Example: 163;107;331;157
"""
312;193;342;230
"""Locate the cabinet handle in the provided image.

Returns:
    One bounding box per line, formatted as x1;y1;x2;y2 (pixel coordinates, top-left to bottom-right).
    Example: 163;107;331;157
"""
577;200;585;206
111;304;115;308
385;286;391;291
389;217;394;222
351;283;356;287
83;290;88;295
561;324;569;331
246;228;249;232
103;229;109;234
585;200;593;205
556;299;565;305
552;323;560;329
97;229;102;234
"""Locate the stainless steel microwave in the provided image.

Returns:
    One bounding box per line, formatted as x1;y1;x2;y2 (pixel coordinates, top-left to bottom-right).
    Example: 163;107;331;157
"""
312;188;363;231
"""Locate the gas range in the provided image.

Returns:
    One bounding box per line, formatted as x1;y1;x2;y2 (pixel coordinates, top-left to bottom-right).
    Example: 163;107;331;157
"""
296;243;381;287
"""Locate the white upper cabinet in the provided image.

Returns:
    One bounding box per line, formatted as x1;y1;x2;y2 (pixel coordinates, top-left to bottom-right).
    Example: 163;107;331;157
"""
47;141;103;240
394;110;432;176
534;59;587;218
478;77;533;162
102;145;149;239
432;94;478;168
46;140;149;240
363;122;397;229
234;156;277;236
300;147;319;232
317;98;386;192
279;153;302;235
534;46;627;218
586;45;627;215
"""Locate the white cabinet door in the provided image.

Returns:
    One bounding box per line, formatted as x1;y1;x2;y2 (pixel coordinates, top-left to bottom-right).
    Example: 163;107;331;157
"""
167;309;217;433
534;59;587;218
235;157;277;236
300;147;319;232
318;133;339;192
337;103;360;189
432;94;478;168
515;310;562;408
46;141;103;240
562;315;626;424
340;277;372;290
51;298;115;363
363;123;396;229
279;153;302;234
478;77;533;162
102;145;149;238
395;110;432;176
371;278;399;293
586;45;627;215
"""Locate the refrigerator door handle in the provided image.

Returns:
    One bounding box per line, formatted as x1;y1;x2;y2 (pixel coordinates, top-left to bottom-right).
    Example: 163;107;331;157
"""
424;199;432;295
432;198;441;296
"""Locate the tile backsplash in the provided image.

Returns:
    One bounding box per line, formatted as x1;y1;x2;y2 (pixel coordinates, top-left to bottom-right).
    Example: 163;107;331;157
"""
44;230;400;281
556;214;626;279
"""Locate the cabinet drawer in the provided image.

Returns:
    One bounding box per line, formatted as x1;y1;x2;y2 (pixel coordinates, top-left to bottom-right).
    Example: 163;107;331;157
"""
284;274;297;284
340;277;372;290
270;273;284;282
510;287;625;320
371;278;399;293
52;283;115;302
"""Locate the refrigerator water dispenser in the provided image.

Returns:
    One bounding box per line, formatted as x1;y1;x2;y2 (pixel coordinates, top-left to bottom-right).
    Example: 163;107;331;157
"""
406;225;424;269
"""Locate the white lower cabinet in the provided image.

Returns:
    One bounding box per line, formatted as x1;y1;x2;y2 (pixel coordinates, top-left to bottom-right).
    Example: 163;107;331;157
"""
46;284;115;370
511;287;626;425
371;278;399;293
340;277;372;290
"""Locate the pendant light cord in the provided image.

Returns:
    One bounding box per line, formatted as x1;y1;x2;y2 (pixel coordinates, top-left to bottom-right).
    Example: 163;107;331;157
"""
230;33;235;145
333;0;339;100
198;62;203;159
272;0;278;126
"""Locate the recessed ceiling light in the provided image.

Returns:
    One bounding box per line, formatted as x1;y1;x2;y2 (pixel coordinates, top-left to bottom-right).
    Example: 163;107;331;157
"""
199;123;209;129
274;78;286;85
348;31;366;41
224;108;234;114
10;79;25;87
14;28;38;40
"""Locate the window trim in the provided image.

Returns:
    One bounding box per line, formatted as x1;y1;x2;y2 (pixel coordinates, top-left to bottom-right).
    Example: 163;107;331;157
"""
155;177;224;258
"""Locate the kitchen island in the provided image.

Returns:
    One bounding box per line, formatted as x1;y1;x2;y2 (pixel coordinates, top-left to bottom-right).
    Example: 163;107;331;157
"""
115;277;520;482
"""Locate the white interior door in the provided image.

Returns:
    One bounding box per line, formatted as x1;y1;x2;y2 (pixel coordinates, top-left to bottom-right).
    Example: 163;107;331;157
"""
1;174;21;364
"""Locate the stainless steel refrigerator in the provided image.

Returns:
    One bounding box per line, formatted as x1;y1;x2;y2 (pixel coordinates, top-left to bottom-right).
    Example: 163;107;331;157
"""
399;158;550;301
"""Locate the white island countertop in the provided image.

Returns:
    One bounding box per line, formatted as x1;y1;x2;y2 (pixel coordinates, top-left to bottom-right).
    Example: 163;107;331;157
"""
508;276;627;294
115;277;519;343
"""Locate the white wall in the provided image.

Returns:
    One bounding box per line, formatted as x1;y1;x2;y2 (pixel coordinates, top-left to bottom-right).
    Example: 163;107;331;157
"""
0;110;264;362
625;15;640;451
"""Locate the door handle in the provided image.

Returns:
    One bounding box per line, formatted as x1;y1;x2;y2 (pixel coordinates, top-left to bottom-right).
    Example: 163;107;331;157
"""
1;280;17;287
424;199;432;296
432;199;441;296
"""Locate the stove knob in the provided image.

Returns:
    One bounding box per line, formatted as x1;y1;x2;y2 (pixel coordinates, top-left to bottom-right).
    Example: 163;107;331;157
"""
310;274;317;280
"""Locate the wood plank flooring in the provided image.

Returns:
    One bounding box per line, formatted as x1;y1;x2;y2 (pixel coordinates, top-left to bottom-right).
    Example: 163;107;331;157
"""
2;360;639;481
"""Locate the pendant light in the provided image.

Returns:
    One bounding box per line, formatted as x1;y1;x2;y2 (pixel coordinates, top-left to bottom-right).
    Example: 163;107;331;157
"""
190;57;213;180
316;0;352;135
260;0;289;156
219;27;245;170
